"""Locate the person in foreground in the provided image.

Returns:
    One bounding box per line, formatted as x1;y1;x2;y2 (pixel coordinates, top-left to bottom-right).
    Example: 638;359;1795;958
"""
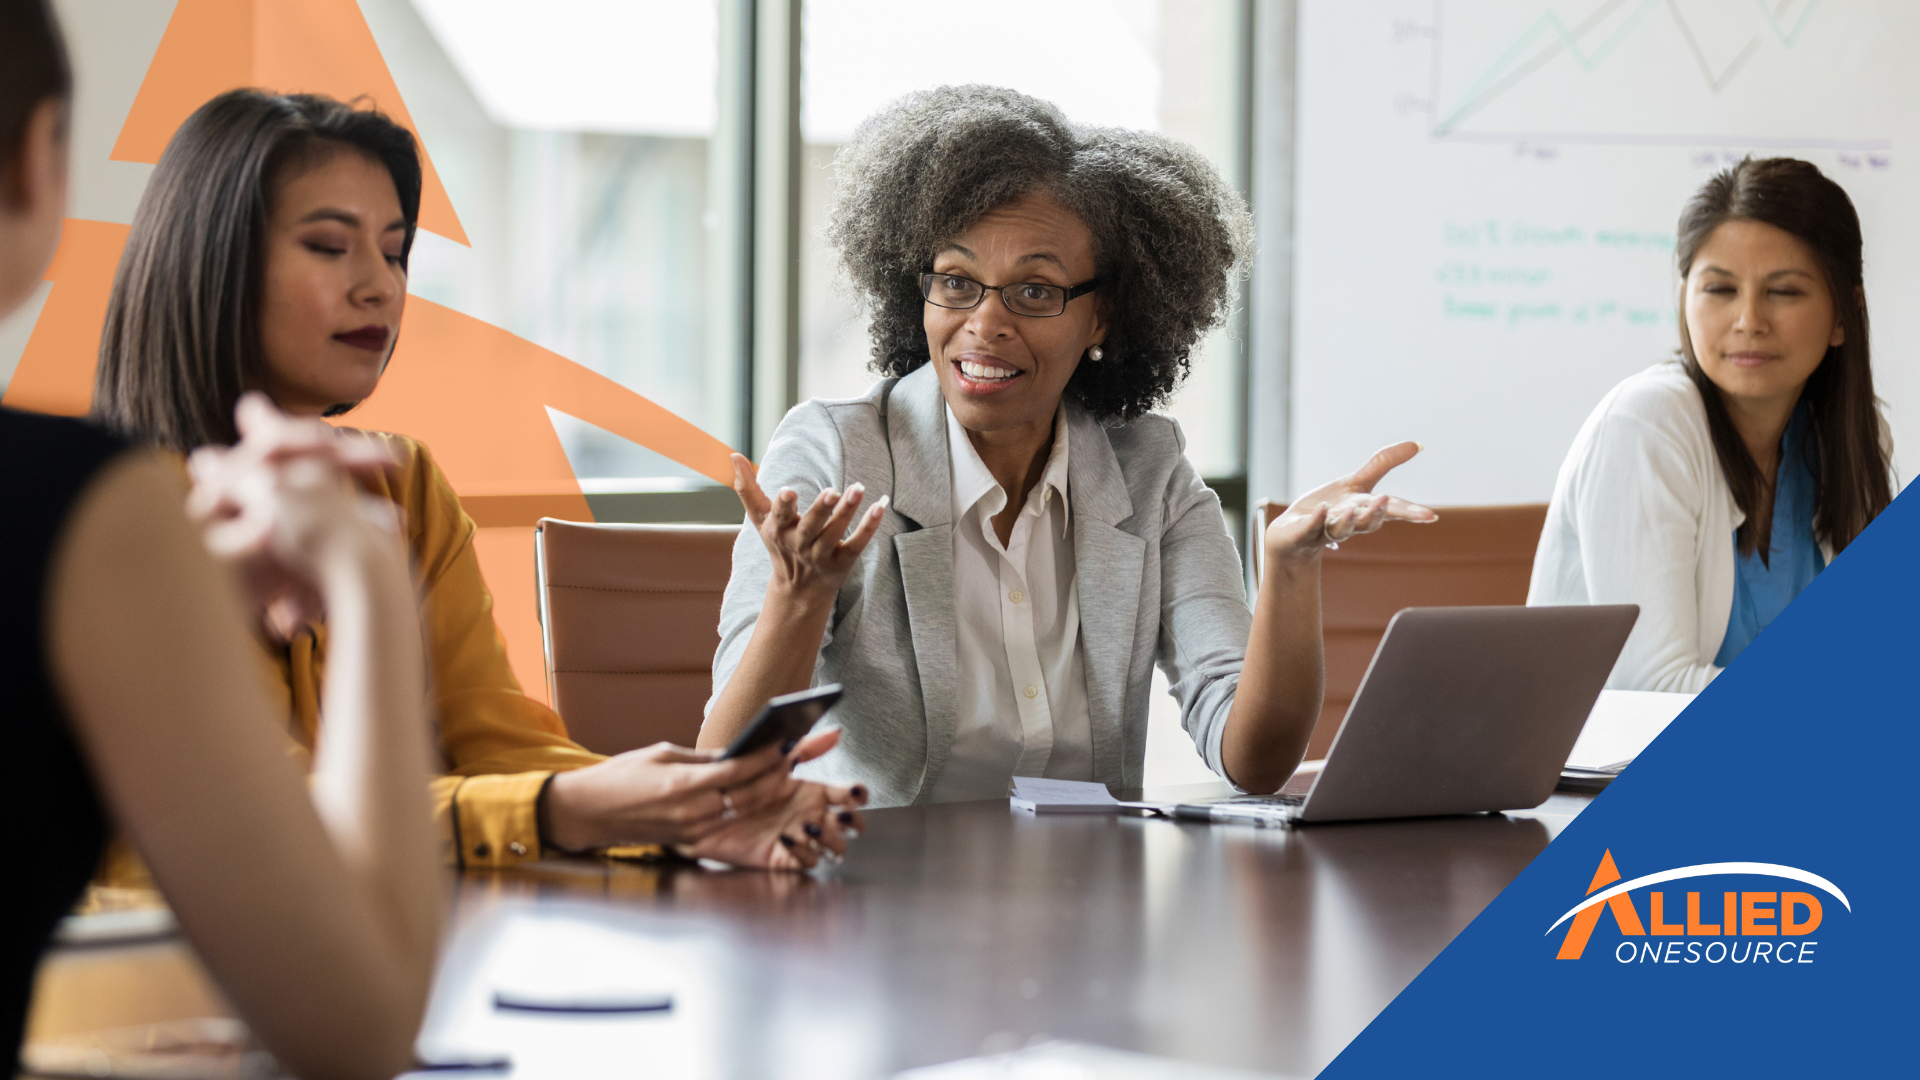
90;88;863;870
3;4;435;1070
1530;157;1894;691
698;86;1433;803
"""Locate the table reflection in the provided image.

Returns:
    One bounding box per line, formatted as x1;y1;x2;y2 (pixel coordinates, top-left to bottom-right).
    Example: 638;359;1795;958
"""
421;801;1565;1078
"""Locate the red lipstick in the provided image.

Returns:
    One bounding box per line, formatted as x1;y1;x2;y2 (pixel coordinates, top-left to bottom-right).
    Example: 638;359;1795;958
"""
334;325;391;352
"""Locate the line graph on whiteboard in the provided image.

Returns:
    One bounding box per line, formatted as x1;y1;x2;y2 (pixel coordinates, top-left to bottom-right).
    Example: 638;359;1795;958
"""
1424;0;1891;151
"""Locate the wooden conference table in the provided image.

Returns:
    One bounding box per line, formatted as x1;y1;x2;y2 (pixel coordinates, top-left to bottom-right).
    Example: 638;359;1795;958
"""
27;783;1593;1079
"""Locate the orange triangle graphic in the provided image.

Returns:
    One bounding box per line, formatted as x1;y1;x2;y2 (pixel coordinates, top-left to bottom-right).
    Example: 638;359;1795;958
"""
1555;849;1642;959
111;0;468;245
343;297;738;496
1586;849;1624;895
1;220;129;417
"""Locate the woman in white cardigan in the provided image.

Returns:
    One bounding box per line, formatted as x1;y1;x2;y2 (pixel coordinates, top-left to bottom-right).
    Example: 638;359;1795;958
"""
1531;158;1894;692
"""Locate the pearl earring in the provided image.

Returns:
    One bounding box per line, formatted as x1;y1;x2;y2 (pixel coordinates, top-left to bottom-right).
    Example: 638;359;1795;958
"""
1088;345;1105;363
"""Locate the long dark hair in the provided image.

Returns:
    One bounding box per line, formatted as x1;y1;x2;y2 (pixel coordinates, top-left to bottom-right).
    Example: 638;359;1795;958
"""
92;90;422;450
0;0;70;190
1674;157;1890;559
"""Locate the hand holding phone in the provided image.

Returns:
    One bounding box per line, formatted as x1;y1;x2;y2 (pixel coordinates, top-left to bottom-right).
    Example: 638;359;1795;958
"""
721;684;843;760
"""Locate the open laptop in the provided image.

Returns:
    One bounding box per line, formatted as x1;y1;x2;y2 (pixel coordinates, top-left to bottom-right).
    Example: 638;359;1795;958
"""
1173;604;1639;825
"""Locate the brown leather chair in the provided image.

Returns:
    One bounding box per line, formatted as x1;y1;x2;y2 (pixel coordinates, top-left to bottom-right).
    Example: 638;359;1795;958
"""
534;520;741;756
1252;501;1550;760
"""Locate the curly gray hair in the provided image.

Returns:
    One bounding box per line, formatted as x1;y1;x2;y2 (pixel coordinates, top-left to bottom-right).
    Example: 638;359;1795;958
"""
824;84;1253;423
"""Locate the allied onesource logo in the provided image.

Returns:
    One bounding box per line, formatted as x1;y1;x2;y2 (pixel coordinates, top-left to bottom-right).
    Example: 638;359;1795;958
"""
1547;850;1850;965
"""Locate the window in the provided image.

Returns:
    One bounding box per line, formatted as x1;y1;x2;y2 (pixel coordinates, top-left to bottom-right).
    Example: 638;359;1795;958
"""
297;0;1252;498
389;0;741;485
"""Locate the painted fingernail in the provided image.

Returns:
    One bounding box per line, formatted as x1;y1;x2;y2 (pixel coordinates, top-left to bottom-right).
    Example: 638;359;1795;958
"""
803;822;823;839
779;835;796;849
838;811;855;826
781;739;798;755
851;785;869;802
848;482;865;498
843;828;862;841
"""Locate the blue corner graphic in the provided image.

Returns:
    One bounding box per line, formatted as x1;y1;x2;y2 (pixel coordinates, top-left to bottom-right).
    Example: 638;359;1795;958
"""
1321;483;1918;1076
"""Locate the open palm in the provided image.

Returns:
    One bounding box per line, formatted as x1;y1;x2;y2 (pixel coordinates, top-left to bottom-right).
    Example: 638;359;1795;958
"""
732;453;887;601
1267;441;1437;563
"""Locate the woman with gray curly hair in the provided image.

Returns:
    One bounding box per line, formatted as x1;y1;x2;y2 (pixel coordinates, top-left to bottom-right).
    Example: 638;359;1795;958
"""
700;86;1432;804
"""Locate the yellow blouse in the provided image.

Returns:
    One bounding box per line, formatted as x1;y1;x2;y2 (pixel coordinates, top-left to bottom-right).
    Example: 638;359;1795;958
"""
97;431;638;890
273;430;614;867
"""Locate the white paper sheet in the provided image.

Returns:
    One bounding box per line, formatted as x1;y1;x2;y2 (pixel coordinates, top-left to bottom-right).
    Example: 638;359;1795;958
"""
1008;776;1121;813
1565;690;1696;772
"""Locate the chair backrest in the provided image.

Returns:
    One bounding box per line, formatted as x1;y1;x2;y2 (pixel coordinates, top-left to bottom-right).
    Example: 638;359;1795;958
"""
535;519;741;756
1253;501;1550;759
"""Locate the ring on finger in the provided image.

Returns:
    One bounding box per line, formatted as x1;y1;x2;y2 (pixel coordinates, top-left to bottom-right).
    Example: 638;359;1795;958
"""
719;788;737;823
1320;514;1343;550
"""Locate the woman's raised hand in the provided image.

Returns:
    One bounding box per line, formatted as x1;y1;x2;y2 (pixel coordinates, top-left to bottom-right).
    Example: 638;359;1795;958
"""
696;457;885;751
732;453;886;601
1266;441;1437;565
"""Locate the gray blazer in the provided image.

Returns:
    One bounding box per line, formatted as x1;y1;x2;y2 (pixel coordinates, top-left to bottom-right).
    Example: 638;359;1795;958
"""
711;364;1253;806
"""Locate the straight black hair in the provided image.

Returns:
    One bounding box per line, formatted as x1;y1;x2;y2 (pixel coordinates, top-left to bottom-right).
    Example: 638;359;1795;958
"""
1674;157;1891;560
92;90;422;450
0;0;71;204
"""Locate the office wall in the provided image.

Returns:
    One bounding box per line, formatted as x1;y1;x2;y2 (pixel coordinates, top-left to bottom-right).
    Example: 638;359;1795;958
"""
1293;1;1915;505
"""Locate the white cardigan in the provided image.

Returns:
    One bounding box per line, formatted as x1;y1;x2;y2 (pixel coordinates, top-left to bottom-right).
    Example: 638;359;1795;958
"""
1530;362;1805;692
1533;362;1895;691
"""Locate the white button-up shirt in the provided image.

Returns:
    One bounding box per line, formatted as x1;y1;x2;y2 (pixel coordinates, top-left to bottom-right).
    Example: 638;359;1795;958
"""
927;404;1093;802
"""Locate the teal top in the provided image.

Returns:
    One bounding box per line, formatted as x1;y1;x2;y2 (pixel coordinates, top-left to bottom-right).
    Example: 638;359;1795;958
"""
1714;402;1824;668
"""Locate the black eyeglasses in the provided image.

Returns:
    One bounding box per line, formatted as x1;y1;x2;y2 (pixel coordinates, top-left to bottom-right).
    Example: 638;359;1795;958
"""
919;272;1101;318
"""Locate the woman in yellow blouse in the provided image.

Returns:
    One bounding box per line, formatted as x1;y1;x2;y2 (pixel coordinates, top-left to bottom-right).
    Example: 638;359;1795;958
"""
92;89;864;870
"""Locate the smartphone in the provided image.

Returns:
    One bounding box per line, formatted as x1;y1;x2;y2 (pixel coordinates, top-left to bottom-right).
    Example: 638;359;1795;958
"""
721;683;843;760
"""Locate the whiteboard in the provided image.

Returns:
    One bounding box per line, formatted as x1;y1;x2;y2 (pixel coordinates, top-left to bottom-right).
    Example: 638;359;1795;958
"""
1293;0;1915;505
